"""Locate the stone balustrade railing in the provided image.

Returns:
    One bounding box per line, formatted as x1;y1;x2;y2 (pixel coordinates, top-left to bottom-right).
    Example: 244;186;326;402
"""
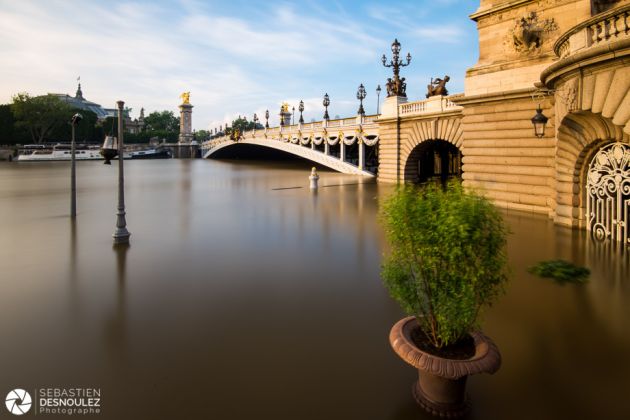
399;95;462;117
202;114;379;150
554;4;630;59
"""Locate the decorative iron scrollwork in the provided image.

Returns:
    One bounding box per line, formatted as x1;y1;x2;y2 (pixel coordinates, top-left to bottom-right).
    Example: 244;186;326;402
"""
587;142;630;244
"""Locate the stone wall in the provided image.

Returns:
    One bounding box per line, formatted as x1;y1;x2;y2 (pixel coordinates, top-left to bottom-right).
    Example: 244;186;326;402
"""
456;91;556;214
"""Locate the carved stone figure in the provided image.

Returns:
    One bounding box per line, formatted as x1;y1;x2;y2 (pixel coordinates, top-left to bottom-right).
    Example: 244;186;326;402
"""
180;91;191;104
385;78;394;96
385;76;407;97
426;76;450;98
509;12;557;54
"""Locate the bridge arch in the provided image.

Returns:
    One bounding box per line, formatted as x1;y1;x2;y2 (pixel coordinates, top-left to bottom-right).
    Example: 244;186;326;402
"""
399;117;464;183
403;139;462;184
203;137;375;176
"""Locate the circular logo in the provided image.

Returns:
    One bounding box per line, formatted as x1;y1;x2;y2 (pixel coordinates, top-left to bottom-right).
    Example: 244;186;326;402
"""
5;389;32;415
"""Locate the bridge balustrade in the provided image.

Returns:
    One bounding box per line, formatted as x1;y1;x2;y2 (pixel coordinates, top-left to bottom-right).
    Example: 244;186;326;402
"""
201;114;379;176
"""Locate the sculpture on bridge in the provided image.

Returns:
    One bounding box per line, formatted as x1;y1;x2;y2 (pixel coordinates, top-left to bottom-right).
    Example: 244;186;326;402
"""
426;75;450;98
382;39;411;98
386;77;407;98
180;91;191;104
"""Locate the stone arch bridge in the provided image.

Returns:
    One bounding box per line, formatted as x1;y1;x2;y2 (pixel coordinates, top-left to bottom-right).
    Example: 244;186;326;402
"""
201;95;464;181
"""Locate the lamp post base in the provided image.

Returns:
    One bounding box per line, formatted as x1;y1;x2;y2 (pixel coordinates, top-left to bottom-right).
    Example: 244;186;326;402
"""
113;229;131;244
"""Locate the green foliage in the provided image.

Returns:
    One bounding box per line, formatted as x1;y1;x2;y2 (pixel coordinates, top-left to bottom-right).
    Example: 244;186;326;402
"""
380;182;509;349
11;92;72;143
0;104;29;144
195;129;210;141
528;260;590;284
144;110;179;132
49;109;100;143
227;117;263;134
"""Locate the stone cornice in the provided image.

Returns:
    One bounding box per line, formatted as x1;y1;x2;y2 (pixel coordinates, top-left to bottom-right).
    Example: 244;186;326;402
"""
541;38;630;87
469;0;532;22
451;87;537;106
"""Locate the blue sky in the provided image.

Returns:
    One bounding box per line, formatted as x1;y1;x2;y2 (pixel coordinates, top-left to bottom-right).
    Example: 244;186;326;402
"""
0;0;479;130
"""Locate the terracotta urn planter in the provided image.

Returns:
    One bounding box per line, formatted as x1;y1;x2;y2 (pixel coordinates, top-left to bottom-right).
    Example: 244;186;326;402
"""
389;316;501;418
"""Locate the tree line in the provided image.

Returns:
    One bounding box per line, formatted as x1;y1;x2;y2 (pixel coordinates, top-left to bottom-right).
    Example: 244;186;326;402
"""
0;92;183;145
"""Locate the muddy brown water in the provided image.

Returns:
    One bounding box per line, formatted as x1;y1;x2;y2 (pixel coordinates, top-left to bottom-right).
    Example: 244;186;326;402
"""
0;159;628;420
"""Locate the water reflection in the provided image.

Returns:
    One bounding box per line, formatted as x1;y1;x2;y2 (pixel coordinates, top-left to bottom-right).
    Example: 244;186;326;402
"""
0;160;627;419
104;244;129;363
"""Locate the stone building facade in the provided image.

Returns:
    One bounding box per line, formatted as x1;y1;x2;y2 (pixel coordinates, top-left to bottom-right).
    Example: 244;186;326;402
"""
378;0;630;244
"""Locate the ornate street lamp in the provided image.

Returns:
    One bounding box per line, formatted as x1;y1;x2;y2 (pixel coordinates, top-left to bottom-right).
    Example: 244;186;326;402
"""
381;38;411;97
265;109;269;129
376;85;382;114
112;101;130;244
292;106;295;125
323;93;330;121
70;113;83;218
531;106;548;138
298;100;304;124
357;83;366;116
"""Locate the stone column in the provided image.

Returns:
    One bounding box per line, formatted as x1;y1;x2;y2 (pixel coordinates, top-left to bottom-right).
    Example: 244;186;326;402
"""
178;103;194;144
358;139;365;170
340;141;346;162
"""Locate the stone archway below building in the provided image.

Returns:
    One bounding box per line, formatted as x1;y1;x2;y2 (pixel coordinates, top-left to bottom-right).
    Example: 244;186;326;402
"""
403;139;462;184
554;111;630;231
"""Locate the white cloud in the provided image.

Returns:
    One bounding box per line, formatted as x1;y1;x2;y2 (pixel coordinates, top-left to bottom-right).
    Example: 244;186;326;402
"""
0;0;474;129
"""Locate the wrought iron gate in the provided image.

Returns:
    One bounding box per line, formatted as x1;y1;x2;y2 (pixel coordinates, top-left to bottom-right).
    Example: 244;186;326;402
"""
586;142;630;244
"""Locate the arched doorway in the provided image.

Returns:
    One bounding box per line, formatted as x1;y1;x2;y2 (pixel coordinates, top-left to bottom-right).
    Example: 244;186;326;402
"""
403;139;462;184
586;142;630;244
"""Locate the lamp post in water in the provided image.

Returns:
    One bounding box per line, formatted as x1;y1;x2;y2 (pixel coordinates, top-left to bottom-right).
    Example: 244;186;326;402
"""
113;101;130;244
70;113;83;218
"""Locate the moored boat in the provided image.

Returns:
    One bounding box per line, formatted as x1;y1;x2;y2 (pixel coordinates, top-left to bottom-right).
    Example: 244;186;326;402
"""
17;144;103;161
129;148;171;159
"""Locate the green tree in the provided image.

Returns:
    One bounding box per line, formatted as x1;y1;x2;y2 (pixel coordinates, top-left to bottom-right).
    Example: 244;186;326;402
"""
195;129;210;141
11;93;72;143
144;110;179;132
49;109;100;143
380;183;509;348
226;117;263;135
0;104;29;144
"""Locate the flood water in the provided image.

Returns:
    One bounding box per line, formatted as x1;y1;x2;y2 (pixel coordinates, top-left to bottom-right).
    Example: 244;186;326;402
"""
0;158;628;420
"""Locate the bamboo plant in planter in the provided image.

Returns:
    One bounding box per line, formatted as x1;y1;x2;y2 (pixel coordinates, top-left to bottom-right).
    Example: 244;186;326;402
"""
381;182;509;418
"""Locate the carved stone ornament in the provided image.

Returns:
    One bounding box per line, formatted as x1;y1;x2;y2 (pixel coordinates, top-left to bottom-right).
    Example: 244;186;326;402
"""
507;12;558;54
557;79;578;113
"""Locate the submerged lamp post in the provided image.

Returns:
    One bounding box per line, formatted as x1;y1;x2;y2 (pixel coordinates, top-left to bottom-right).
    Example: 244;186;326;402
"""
357;83;366;116
70;113;83;218
112;100;130;244
323;93;330;121
531;106;549;138
298;100;304;124
376;84;382;114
